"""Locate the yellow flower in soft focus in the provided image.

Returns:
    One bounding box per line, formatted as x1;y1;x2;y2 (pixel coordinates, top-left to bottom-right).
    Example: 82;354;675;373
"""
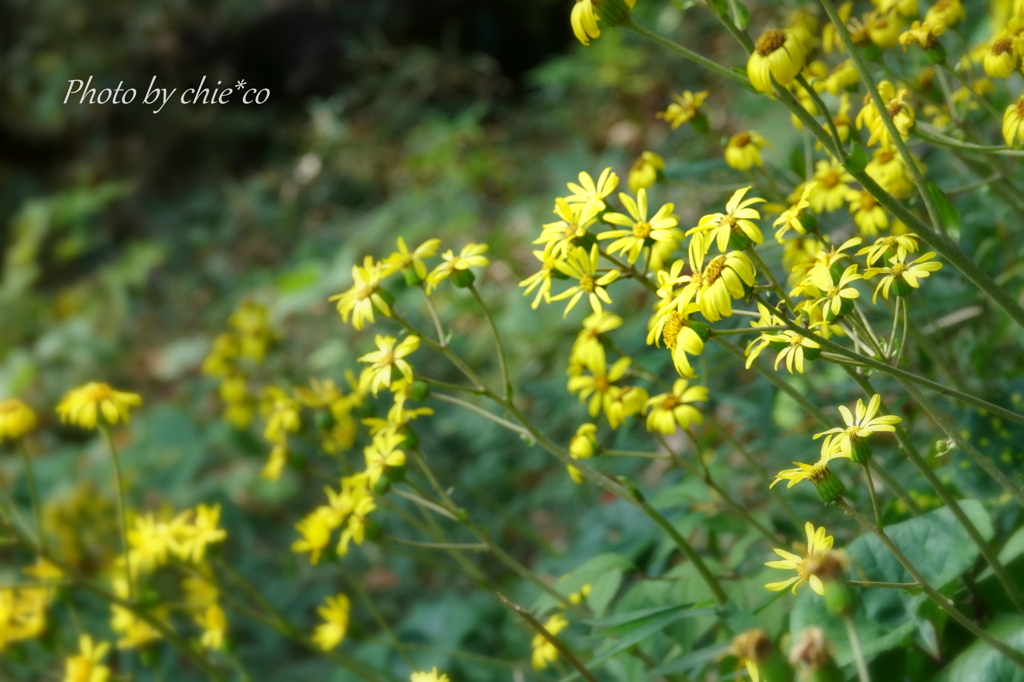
329;256;392;330
857;233;919;266
807;160;856;213
747;28;807;94
605;385;648;429
63;634;111;682
865;251;943;302
644;379;707;434
848;189;889;236
567;422;599;483
567;349;630;417
899;20;944;51
180;504;228;564
773;183;814;242
195;604;227;651
985;35;1022;78
261;443;288;481
787;8;819;54
532;612;569;670
822;1;854;53
426;243;490;293
814;394;902;459
364;431;406;485
261;387;300;442
551;244;620;317
565;167;619;214
411;668;450;682
823;61;859;95
292;507;338;565
384;237;441;282
358;335;420;396
658;90;709;129
567;583;592;605
924;0;965;27
312;594;350;651
57;383;142;430
337;490;376;556
856;81;915;149
519;244;561;310
765;522;835;595
599;189;679;263
571;0;601;45
535;198;600;258
628;151;665;193
0;398;36;441
724;131;769;171
874;0;918;16
865;149;915;199
727;630;774;682
865;10;902;48
572;311;623;370
1004;95;1024;146
110;578;163;649
689;186;765;253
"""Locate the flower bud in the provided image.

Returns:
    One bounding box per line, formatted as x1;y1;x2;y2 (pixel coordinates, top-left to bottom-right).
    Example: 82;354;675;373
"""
806;552;855;617
789;627;844;682
848;436;873;463
809;462;845;503
403;266;423;287
728;629;795;682
451;269;476;288
409;381;430;402
593;0;633;27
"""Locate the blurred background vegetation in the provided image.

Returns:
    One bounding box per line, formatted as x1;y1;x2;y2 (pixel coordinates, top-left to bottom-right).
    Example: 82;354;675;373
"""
4;0;1024;680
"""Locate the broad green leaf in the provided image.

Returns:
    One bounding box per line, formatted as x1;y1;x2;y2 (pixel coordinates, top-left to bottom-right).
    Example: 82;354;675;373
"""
584;604;692;629
927;180;962;236
533;553;634;615
936;615;1024;682
650;642;732;675
847;140;869;174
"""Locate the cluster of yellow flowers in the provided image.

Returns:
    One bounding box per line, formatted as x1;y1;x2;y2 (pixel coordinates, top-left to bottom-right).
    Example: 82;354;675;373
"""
0;560;59;651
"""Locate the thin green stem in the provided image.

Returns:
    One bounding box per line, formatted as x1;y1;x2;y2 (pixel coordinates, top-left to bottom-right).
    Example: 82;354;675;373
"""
622;19;750;87
469;283;513;400
386;538;486;550
940;64;1003;120
862;462;883;531
849;580;919;589
430;392;530;437
17;439;44;551
746;247;795;312
844;615;872;682
343;571;416;670
419;285;447;345
836;498;1024;667
418;376;485;395
100;425;133;601
497;592;599;682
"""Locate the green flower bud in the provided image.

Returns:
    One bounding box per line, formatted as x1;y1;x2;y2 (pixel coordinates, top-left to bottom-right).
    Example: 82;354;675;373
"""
372;476;391;494
891;276;914;297
315;410;336;431
849;436;873;463
384;463;406;484
594;0;633;27
810;463;845;503
925;43;946;65
451;269;476;288
403;266;423;287
409;381;430;402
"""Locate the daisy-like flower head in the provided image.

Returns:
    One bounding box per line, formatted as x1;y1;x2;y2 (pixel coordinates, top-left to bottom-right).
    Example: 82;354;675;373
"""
797;263;862;320
807;160;856;214
824;60;860;95
688;186;765;253
383;237;441;283
312;594;350;651
64;634;112;682
329;256;393;330
605;385;649;430
697;251;758;322
899;20;945;52
550;244;621;317
411;668;450;682
599;189;679;264
628;151;665;194
856;233;919;266
573;311;623;370
874;0;918;17
363;430;407;485
261;387;301;442
726;629;774;682
725;131;770;171
532;613;569;670
658;90;710;129
771;459;846;502
0;398;36;441
773;183;815;242
426;243;490;293
924;0;965;28
765;522;836;595
865;10;903;48
865;251;942;302
571;0;601;45
567;349;630;418
984;35;1022;79
857;81;915;149
644;379;708;434
866;148;915;199
1003;95;1024;146
195;604;228;651
747;28;807;94
647;303;705;379
535;198;601;259
358;334;420;397
57;383;143;430
565;167;619;214
814;394;901;462
848;189;889;236
774;330;821;374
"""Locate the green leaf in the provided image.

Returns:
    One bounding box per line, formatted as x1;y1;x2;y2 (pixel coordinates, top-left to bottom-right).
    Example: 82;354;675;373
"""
731;0;750;30
847;140;869;174
936;615;1024;682
584;604;693;629
532;553;634;615
650;642;732;675
927;180;962;235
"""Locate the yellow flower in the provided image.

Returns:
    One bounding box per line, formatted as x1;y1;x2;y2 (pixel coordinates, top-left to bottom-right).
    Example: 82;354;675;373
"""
807;160;856;213
848;189;889;236
0;399;36;441
856;81;915;149
724;131;768;171
787;9;819;54
519;245;561;309
773;331;821;374
57;383;142;430
312;594;350;651
796;263;862;320
1003;95;1024;146
572;311;623;370
426;243;490;293
822;2;855;53
261;387;300;442
856;233;919;265
363;431;406;485
599;189;679;263
765;522;835;595
658;90;709;128
727;629;773;682
383;237;441;282
644;379;707;434
292;507;338;565
329;256;392;330
697;252;758;322
411;668;450;682
261;443;288;481
532;613;569;670
865;149;915;199
535;198;600;258
565;167;619;214
747;28;807;94
899;20;945;51
571;0;601;45
358;335;420;396
924;0;965;27
771;459;838;489
773;183;814;242
337;489;376;556
647;301;705;378
688;186;765;253
195;604;227;651
823;61;860;96
63;634;111;682
865;251;943;302
985;36;1022;78
628;151;665;193
814;394;902;460
567;422;599;483
179;504;228;564
865;10;902;48
567;349;630;418
551;244;620;317
605;385;649;429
